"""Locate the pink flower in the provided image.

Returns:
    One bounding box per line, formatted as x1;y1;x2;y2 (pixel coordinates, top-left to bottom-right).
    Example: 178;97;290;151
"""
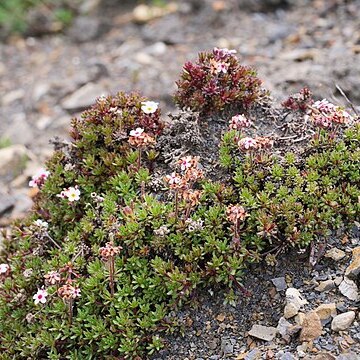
238;137;258;150
0;263;10;274
33;289;48;305
213;47;237;60
129;127;144;138
29;168;50;188
179;156;193;171
215;62;229;74
71;287;81;298
44;271;61;285
229;114;253;130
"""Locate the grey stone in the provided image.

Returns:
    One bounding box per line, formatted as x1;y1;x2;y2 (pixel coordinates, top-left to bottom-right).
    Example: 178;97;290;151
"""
0;191;15;216
280;353;296;360
331;311;356;332
271;277;287;291
3;114;34;146
337;352;358;360
245;348;261;360
248;324;277;341
68;16;102;43
61;83;107;112
0;145;30;183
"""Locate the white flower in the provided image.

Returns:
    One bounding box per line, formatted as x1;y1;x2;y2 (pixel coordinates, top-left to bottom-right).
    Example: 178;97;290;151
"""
154;225;170;237
129;127;144;137
71;287;81;298
141;101;159;114
0;263;10;274
33;219;48;229
165;172;181;186
65;187;81;202
179;156;193;171
238;137;258;150
33;289;48;305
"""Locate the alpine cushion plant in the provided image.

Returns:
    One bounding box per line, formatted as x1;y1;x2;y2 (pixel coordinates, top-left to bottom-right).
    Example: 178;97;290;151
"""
174;47;262;115
0;49;359;359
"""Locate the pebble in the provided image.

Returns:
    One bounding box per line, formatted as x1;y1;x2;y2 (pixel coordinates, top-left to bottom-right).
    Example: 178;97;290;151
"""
248;324;277;341
345;247;360;279
314;303;337;323
315;280;335;292
61;83;107;112
279;353;296;360
245;349;261;360
0;145;30;182
284;288;308;319
338;277;359;301
325;248;346;261
271;277;287;292
331;311;356;331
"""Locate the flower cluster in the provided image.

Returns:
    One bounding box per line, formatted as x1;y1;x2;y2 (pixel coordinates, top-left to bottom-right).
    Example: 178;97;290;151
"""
128;127;156;148
99;242;122;260
185;218;204;232
229;114;253;130
174;48;262;115
58;282;81;300
57;186;81;202
226;205;247;224
282;87;313;112
154;225;170;237
164;156;204;191
33;219;48;229
29;168;50;188
0;263;10;275
44;270;61;285
308;99;353;128
164;156;204;218
238;136;273;151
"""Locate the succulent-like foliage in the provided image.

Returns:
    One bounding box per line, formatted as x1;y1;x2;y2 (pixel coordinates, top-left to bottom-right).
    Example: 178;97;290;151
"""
0;53;359;359
174;48;262;115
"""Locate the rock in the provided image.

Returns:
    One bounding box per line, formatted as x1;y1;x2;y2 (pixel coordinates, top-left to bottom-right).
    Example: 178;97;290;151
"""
299;311;323;342
315;280;335;292
338;277;359;301
133;4;177;24
325;248;346;261
245;349;261;360
3;114;34;146
277;317;300;341
337;352;360;360
68;16;103;43
312;353;336;360
61;83;107;112
1;89;25;106
295;312;305;325
248;324;277;341
314;303;337;323
79;0;101;14
271;277;287;292
284;288;308;319
345;247;360;279
279;353;296;360
220;338;234;356
0;191;15;216
0;145;30;183
331;311;355;332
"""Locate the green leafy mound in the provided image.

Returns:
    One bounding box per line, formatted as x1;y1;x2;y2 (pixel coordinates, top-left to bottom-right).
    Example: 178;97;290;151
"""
0;54;359;359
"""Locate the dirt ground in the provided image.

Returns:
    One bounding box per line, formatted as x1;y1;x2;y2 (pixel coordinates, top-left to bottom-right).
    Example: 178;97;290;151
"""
1;0;360;358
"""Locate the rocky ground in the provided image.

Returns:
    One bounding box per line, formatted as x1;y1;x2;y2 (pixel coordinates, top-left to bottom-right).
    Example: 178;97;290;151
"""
1;0;360;358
